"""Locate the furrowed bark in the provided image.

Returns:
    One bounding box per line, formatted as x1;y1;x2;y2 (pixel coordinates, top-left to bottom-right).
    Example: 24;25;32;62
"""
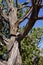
19;4;41;41
6;0;18;35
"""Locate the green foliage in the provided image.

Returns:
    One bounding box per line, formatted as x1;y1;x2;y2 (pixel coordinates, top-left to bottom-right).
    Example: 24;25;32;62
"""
0;41;9;61
39;56;43;65
2;21;10;38
21;27;43;65
0;0;2;3
17;9;23;18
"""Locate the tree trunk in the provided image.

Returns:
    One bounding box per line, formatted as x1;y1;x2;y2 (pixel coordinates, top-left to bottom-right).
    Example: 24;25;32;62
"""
0;4;22;65
0;38;22;65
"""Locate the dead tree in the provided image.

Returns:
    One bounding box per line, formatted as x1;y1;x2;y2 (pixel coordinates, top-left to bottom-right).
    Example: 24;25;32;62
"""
0;0;43;65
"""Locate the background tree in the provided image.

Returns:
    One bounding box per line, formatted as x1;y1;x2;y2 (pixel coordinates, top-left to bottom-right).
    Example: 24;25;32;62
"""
20;27;43;65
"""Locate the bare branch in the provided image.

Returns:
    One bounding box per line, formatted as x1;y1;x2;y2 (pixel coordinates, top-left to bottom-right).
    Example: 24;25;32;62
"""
21;1;30;5
17;1;31;10
40;4;43;8
2;10;9;21
6;0;13;9
25;16;43;20
15;7;33;27
37;16;43;20
16;0;18;7
17;5;31;11
19;4;41;41
6;0;11;9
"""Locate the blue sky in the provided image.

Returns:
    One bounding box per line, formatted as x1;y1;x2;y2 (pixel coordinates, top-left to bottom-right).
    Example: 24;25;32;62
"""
19;0;43;28
19;0;43;48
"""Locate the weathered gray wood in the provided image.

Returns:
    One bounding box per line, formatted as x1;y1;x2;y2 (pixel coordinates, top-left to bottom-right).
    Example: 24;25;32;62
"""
2;1;22;64
0;61;7;65
15;49;22;65
9;8;18;35
7;40;18;65
4;36;22;65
